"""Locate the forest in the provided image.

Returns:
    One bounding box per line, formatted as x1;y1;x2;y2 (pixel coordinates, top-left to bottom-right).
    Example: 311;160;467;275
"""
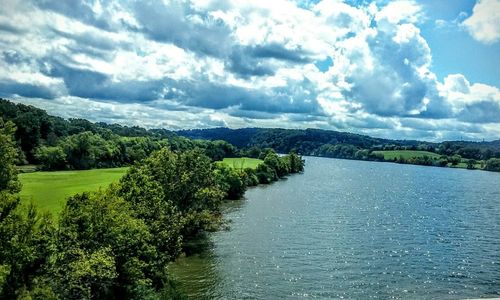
0;99;304;299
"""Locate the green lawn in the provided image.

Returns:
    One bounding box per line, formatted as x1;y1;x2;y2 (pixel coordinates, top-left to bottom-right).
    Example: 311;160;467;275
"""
19;167;128;215
217;157;263;169
373;150;442;160
18;158;261;216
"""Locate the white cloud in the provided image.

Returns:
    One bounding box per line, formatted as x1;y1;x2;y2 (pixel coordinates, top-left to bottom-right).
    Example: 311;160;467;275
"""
440;73;500;123
375;0;422;25
442;73;500;107
0;0;498;141
462;0;500;44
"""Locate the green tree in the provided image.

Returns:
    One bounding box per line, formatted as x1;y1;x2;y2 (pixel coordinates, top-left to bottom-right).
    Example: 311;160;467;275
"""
35;146;67;170
466;159;477;170
436;156;449;167
0;202;55;299
61;132;121;170
287;152;304;173
118;166;184;282
0;119;21;193
242;168;259;187
485;158;500;172
54;188;157;299
203;140;237;161
0;122;56;298
449;154;462;166
262;151;282;180
119;147;224;242
255;163;275;184
214;165;247;200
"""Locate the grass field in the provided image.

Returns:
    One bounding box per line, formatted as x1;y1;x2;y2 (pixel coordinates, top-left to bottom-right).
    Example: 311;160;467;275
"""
373;150;442;160
18;158;261;215
217;157;263;169
19;167;128;215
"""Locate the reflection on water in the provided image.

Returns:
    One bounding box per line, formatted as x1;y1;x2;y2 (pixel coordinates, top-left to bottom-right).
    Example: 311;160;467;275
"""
169;200;246;299
169;250;219;299
171;157;500;299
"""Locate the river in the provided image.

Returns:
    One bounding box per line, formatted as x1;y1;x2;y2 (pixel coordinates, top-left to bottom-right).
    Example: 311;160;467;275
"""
170;157;500;299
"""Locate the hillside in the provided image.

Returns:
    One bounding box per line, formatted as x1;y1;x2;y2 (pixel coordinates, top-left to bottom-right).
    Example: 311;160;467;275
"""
178;127;500;160
2;98;499;169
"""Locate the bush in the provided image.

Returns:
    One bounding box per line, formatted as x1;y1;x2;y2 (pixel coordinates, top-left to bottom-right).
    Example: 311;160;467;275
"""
214;165;247;200
243;168;259;186
485;158;500;172
255;163;276;184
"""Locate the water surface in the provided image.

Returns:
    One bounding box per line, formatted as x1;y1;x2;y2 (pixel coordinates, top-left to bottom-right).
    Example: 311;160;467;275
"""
171;157;500;299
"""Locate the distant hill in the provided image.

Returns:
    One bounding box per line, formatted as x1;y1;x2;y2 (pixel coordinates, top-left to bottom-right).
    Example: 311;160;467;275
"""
178;127;500;160
179;127;400;149
2;98;499;163
0;98;178;163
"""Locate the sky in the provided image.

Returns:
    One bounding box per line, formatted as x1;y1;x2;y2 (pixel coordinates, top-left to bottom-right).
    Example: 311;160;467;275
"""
0;0;499;141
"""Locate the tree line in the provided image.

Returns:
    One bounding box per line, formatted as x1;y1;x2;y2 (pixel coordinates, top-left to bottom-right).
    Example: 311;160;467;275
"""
179;128;500;171
1;99;296;172
0;115;304;299
33;132;242;171
3;99;498;172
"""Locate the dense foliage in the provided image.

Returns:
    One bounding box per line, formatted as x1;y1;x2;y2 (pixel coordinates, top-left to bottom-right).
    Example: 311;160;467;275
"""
0;119;21;193
0;99;243;171
1;119;56;298
0;111;305;298
485;158;500;172
180;127;390;151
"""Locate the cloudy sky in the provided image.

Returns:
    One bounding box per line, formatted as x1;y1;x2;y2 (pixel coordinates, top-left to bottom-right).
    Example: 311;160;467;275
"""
1;0;499;141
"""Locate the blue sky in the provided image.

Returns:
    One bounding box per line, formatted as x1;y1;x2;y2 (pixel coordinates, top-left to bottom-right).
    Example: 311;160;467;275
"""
418;0;499;86
0;0;499;141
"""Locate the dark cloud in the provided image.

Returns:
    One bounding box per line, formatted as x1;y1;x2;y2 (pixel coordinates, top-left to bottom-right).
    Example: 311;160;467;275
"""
227;44;312;77
33;0;113;30
0;80;58;99
167;78;324;115
64;44;114;61
46;62;163;102
133;0;233;58
227;48;275;77
0;22;26;34
34;57;323;116
249;43;312;63
241;78;323;114
49;28;131;60
227;109;278;120
132;1;312;78
458;101;500;123
2;50;27;65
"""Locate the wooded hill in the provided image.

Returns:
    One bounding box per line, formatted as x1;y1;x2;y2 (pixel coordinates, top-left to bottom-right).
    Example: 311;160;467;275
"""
2;98;499;171
178;127;500;161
